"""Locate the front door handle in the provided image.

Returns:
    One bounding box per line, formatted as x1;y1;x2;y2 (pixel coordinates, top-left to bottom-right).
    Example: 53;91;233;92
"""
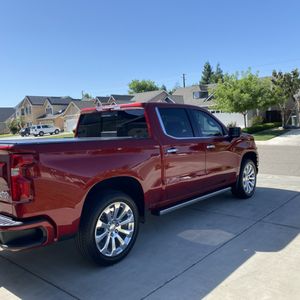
206;144;216;149
166;147;178;154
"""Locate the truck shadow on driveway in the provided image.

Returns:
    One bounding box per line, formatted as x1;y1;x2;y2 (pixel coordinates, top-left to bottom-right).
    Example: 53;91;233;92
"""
0;186;300;300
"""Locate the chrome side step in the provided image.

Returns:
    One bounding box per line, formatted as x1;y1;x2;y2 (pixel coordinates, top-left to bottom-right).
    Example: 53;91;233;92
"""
157;187;231;216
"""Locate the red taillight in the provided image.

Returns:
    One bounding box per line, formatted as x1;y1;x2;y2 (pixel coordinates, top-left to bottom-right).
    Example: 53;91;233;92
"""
10;154;37;203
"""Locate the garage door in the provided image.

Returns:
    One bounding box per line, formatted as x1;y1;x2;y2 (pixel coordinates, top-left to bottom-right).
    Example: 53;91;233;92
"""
65;118;78;132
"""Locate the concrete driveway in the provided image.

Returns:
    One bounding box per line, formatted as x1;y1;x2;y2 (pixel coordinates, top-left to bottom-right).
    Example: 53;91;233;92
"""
0;146;300;299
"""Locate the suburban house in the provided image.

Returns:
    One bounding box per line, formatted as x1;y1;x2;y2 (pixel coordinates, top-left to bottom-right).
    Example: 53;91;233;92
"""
0;107;15;134
63;100;97;132
173;84;255;127
15;96;81;129
96;90;184;106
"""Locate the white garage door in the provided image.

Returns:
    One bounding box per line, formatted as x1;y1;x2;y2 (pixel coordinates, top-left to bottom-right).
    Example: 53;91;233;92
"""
65;118;78;132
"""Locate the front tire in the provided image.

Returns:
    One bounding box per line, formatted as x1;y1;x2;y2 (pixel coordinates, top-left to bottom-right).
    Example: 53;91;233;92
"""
76;190;139;266
39;131;44;136
232;159;257;199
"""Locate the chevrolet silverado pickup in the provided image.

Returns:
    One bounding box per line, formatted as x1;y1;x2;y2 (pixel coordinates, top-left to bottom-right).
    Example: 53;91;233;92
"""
0;102;258;265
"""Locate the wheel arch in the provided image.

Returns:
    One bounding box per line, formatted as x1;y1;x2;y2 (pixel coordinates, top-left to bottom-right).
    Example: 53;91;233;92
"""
241;151;258;172
81;176;146;223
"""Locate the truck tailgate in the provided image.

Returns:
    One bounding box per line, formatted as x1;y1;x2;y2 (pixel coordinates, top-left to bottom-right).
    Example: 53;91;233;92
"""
0;145;13;214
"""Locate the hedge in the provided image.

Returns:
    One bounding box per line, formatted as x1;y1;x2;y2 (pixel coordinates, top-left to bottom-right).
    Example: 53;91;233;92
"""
243;122;281;134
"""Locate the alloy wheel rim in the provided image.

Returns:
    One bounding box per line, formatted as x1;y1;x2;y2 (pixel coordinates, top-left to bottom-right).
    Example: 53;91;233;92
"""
94;201;135;257
242;163;256;194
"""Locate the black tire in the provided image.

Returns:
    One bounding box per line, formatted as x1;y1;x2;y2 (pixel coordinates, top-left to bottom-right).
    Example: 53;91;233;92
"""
25;133;30;137
54;129;59;134
50;133;53;135
76;190;139;266
34;134;38;137
39;131;44;136
232;159;257;199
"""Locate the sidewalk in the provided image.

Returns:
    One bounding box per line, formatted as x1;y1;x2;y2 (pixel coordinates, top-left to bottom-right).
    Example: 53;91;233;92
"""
255;128;300;146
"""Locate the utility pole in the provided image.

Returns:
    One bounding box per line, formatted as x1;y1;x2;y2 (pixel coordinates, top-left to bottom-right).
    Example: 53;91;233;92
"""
182;73;186;88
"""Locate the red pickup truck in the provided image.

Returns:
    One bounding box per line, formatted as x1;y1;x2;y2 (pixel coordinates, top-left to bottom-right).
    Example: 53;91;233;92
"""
0;102;258;265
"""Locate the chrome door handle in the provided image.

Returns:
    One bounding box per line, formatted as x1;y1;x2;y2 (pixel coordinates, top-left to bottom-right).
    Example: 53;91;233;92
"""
206;144;215;149
166;147;178;154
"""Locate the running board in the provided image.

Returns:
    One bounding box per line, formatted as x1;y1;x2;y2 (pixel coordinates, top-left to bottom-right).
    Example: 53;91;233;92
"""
157;187;231;216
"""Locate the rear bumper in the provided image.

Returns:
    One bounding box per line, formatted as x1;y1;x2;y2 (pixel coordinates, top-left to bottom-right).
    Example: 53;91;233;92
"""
0;214;56;251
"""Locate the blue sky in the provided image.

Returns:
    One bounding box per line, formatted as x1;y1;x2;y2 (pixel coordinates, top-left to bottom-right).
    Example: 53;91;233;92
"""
1;0;300;106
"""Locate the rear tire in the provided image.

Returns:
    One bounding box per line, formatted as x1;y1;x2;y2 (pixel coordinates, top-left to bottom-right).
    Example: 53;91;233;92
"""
232;159;257;199
54;129;59;134
76;190;139;266
39;131;44;136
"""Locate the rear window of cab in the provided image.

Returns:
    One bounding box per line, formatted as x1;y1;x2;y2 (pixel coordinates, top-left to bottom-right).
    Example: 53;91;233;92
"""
77;109;149;138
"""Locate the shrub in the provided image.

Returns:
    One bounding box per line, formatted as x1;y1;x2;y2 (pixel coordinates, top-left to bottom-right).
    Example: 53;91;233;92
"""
251;115;264;126
243;122;281;134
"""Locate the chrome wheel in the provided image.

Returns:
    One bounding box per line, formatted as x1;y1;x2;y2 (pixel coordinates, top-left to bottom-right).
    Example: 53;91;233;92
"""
242;162;256;194
94;201;135;257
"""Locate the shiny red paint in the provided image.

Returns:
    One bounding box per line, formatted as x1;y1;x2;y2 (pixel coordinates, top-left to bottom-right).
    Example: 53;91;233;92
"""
0;102;257;251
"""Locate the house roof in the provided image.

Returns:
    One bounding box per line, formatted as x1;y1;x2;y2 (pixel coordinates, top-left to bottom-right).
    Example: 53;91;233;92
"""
74;100;96;109
0;107;15;122
47;97;79;105
172;84;216;107
25;96;48;105
168;95;184;104
110;94;134;103
131;90;166;103
95;96;110;104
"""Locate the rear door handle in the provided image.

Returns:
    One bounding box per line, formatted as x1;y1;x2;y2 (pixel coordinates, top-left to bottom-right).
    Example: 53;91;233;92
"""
206;144;215;149
166;147;178;154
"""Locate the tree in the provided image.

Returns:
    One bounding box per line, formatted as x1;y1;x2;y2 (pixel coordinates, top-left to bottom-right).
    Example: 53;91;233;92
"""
211;63;224;83
128;80;160;94
270;69;300;127
82;92;92;99
200;61;214;84
160;84;167;91
213;71;273;128
8;118;24;134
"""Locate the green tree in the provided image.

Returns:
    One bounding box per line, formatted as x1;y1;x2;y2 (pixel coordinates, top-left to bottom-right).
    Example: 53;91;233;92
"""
200;61;214;84
213;71;273;128
270;69;300;127
160;84;167;91
8;118;23;134
82;92;92;99
211;63;224;83
128;80;160;94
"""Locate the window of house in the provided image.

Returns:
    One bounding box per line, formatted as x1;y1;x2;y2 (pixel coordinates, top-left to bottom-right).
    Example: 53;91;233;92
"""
21;108;25;116
193;91;209;99
46;106;53;114
158;108;194;138
190;109;224;137
77;109;149;138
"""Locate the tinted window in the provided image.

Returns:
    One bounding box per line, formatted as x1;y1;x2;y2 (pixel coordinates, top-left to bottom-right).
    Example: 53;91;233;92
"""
158;108;194;138
77;109;149;138
37;126;41;129
191;110;224;137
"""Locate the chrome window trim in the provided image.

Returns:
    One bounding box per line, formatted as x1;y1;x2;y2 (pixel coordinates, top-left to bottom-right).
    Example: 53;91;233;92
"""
155;107;227;140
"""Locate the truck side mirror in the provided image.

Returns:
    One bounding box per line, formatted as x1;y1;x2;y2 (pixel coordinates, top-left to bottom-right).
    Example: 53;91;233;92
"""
228;127;241;138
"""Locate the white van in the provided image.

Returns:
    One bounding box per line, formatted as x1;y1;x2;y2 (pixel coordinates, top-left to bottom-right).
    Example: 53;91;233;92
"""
31;125;60;137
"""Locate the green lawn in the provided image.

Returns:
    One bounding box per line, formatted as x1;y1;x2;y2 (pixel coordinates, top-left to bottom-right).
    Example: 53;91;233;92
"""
253;129;288;141
45;133;74;139
0;133;15;138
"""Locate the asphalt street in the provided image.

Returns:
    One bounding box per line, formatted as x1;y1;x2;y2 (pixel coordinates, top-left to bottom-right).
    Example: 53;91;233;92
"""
0;144;299;299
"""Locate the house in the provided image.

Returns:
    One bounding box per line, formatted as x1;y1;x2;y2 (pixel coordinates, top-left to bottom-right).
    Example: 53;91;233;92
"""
0;108;15;134
63;100;96;132
15;96;81;130
173;84;253;127
95;90;184;106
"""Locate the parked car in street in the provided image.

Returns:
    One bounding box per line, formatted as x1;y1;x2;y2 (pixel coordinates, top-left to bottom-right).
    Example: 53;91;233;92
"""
0;102;258;265
31;124;60;136
19;127;31;137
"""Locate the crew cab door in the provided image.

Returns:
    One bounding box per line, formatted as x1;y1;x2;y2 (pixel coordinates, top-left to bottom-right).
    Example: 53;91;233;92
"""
157;107;208;206
188;108;238;190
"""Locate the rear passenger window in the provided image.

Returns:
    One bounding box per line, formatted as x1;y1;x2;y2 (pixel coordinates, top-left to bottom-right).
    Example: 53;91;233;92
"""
77;109;149;138
158;108;194;138
191;109;224;137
